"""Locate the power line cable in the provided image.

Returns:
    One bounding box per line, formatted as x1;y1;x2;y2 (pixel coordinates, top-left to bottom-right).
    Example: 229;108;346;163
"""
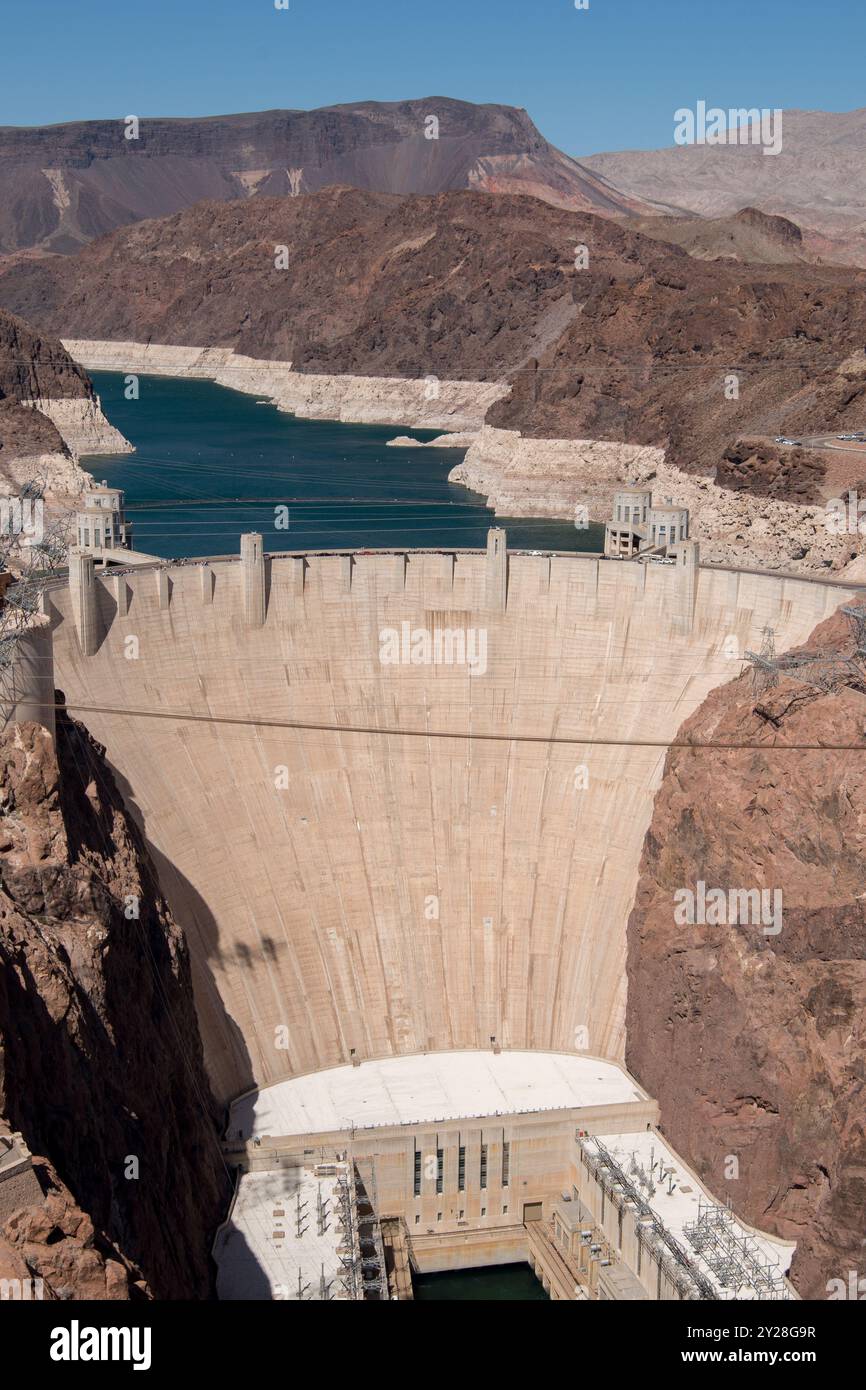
25;697;866;753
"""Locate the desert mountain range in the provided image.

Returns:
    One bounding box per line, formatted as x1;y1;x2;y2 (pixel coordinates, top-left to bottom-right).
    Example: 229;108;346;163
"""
6;99;866;268
5;96;866;511
0;98;648;257
584;107;866;267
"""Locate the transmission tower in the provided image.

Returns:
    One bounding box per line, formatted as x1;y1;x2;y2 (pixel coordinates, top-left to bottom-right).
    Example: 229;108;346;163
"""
745;626;778;695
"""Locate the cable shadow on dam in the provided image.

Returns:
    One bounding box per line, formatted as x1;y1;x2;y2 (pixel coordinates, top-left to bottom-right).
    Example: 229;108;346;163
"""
40;539;859;1105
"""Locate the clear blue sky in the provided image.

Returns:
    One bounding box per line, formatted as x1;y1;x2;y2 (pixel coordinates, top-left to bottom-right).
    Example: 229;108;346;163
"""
1;0;862;155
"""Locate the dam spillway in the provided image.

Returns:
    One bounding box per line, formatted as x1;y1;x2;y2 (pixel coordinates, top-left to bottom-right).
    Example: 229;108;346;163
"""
44;541;855;1103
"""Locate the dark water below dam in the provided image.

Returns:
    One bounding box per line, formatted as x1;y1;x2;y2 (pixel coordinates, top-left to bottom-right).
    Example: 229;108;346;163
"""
414;1262;548;1300
86;371;604;560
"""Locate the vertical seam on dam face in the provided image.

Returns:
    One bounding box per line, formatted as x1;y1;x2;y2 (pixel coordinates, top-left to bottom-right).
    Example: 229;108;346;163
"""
46;551;857;1103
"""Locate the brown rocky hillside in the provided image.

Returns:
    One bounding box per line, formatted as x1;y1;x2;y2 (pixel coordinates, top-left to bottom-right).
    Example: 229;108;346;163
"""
0;308;95;473
0;710;229;1298
626;603;866;1298
5;188;866;497
582;107;866;268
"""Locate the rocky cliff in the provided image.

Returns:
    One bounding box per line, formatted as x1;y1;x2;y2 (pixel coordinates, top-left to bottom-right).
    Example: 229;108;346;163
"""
0;308;130;498
626;603;866;1298
0;710;229;1298
0;307;92;404
453;426;861;575
485;239;866;486
716;439;827;503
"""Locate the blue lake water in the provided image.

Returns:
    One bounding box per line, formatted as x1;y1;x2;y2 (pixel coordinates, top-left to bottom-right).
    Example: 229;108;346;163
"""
86;371;604;560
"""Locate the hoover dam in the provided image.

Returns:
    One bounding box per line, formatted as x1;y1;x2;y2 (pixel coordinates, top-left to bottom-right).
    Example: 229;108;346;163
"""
36;537;853;1103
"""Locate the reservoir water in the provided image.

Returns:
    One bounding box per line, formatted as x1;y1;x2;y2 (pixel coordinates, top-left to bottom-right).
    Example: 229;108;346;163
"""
87;372;604;560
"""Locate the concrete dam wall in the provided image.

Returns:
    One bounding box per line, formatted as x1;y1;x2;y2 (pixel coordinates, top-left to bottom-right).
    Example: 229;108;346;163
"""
44;544;855;1103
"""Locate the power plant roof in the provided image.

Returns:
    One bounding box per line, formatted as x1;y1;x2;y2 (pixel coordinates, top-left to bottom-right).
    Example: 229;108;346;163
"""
231;1050;648;1139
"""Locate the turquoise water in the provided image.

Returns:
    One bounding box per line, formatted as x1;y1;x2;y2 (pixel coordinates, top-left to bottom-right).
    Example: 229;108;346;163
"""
414;1263;548;1301
86;372;604;560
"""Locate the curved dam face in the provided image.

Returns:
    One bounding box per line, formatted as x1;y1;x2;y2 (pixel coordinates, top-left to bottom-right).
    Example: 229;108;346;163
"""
46;546;854;1103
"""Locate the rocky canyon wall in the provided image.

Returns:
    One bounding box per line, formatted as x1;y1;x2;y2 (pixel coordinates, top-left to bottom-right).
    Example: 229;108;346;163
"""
20;396;131;460
0;310;131;514
626;603;866;1298
0;711;229;1299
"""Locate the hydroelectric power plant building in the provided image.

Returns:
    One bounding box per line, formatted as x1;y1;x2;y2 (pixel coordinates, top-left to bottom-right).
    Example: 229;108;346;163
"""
6;528;855;1299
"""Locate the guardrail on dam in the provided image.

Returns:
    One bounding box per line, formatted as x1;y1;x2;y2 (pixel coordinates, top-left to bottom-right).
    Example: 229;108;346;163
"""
32;535;856;1103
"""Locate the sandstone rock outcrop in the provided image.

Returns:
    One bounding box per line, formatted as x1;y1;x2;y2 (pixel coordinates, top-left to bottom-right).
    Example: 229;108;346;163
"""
0;308;131;507
453;425;860;575
626;603;866;1298
0;713;229;1298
